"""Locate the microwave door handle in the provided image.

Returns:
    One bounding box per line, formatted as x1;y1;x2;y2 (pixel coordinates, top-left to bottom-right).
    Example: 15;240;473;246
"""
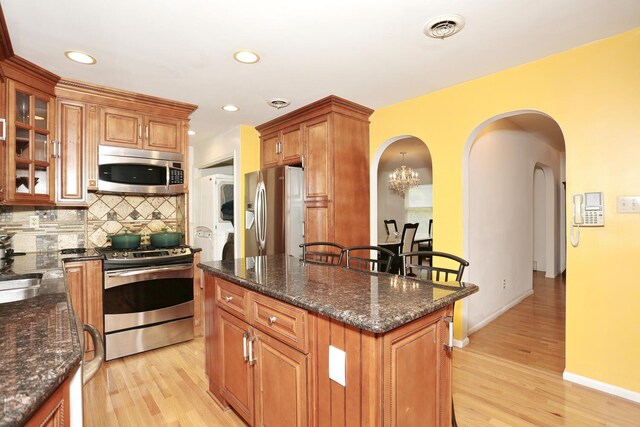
166;164;170;188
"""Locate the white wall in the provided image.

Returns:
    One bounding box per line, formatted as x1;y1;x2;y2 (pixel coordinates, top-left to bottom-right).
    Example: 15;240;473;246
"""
190;126;242;257
467;119;563;332
533;167;546;271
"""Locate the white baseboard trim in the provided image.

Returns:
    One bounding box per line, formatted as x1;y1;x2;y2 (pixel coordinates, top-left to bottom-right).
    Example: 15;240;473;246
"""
563;371;640;403
454;338;469;348
468;289;534;335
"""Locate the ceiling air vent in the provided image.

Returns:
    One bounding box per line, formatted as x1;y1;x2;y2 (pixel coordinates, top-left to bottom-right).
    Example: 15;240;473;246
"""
267;98;291;109
423;14;465;39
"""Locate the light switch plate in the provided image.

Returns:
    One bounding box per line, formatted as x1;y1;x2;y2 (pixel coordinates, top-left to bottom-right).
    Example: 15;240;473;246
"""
328;345;346;387
29;215;39;228
617;196;640;213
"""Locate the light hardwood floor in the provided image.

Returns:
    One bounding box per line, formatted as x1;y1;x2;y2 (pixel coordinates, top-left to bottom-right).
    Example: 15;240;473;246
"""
464;271;566;373
84;273;640;426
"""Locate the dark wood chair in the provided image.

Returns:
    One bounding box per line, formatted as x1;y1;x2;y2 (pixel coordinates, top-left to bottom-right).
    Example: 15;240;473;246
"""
383;219;398;236
299;242;345;265
344;245;396;273
399;251;468;281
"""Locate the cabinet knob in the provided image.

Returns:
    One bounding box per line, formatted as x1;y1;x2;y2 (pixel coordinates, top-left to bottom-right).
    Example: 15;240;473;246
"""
268;316;278;325
224;296;234;302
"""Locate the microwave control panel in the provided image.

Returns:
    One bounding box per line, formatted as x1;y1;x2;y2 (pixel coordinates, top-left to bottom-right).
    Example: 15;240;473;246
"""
169;167;184;184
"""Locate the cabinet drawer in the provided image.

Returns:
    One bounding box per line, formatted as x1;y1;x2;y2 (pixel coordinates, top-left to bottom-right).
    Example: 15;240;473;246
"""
251;293;308;353
216;279;249;321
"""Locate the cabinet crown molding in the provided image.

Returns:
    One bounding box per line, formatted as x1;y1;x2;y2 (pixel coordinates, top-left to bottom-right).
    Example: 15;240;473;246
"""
256;95;373;134
57;79;198;116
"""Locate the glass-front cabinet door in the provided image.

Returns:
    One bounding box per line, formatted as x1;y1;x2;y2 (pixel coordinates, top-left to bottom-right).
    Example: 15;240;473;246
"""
7;80;55;202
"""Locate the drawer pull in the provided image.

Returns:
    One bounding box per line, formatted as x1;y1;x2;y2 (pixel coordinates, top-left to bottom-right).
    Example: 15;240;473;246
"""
268;316;278;325
224;296;234;302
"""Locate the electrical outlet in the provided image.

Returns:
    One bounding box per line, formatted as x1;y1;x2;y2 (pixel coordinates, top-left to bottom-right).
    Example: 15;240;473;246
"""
29;215;39;228
502;279;507;289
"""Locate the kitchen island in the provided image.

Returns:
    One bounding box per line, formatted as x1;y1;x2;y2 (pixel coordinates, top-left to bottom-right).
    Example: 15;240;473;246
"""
199;254;478;426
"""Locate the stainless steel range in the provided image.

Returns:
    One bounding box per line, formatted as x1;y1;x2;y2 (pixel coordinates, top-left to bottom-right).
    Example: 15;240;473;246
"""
98;246;195;361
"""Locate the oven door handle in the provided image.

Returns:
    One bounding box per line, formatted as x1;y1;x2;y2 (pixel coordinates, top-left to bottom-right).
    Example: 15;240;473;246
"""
106;264;193;278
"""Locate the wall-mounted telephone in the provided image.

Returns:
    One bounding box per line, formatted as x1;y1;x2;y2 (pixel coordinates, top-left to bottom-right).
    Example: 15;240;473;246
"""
570;192;604;247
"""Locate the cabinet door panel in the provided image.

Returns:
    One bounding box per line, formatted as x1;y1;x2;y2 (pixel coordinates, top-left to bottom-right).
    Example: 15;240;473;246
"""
281;125;302;165
304;116;330;200
254;330;308;427
101;107;142;148
219;310;254;425
64;260;103;354
144;116;181;152
58;101;84;203
305;203;330;243
383;314;451;427
261;132;279;169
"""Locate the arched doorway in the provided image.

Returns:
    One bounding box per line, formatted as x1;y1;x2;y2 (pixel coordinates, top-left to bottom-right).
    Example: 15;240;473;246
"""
370;136;432;246
462;110;566;371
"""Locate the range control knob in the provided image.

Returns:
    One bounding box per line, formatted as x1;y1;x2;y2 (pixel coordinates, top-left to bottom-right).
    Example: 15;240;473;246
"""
123;251;130;257
112;252;119;258
181;247;186;253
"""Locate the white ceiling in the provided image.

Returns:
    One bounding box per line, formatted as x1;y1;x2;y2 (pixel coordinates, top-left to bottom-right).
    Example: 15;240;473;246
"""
2;1;639;145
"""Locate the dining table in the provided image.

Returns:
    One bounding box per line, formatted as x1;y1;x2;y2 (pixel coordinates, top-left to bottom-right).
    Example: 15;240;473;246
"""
378;232;432;273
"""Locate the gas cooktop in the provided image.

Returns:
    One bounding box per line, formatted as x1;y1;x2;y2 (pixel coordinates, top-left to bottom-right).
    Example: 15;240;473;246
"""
97;245;194;269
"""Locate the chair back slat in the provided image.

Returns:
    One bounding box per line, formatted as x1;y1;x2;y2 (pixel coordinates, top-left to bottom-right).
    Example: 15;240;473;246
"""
399;251;469;282
300;242;345;265
344;245;396;273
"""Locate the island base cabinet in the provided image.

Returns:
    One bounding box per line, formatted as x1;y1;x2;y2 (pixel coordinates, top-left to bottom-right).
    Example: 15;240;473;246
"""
219;309;254;425
204;273;453;426
253;329;308;427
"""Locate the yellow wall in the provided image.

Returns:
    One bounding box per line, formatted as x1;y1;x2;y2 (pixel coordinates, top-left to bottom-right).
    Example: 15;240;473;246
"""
239;125;261;256
370;29;640;392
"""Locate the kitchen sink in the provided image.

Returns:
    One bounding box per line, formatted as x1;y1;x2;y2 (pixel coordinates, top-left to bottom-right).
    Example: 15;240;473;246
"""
0;274;42;304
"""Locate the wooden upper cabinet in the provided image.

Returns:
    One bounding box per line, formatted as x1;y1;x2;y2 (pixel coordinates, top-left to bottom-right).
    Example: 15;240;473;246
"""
256;95;373;247
56;100;85;204
145;115;182;152
100;106;143;148
101;107;183;152
3;78;56;205
261;132;280;168
260;124;302;169
303;115;330;201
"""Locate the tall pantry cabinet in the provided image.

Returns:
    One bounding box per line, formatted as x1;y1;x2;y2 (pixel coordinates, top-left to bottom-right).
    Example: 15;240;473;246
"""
256;96;373;248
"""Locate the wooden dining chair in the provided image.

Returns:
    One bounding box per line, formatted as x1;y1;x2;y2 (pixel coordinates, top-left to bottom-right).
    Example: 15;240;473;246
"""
344;245;396;273
383;219;398;236
299;242;345;265
399;251;468;281
398;223;419;274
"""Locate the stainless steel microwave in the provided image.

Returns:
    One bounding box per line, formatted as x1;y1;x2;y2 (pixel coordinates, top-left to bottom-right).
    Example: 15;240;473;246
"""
98;146;185;195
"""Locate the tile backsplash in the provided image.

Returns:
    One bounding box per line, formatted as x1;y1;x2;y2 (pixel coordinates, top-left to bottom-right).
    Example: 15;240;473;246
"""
0;193;186;252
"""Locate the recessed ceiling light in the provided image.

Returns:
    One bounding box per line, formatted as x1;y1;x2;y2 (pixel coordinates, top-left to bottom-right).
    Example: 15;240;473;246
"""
64;50;97;65
188;130;196;136
222;105;239;112
233;50;260;64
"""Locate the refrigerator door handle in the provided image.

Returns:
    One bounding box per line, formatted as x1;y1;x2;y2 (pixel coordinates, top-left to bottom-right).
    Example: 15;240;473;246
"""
254;181;262;251
258;182;267;251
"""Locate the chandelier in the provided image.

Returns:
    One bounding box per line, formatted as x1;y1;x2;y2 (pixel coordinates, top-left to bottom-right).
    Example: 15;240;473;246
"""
388;152;420;195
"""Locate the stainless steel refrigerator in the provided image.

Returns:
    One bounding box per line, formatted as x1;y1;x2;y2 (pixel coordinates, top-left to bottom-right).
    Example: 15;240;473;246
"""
245;166;304;257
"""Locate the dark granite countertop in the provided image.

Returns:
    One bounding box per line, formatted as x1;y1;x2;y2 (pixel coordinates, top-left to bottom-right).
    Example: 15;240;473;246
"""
198;254;479;334
0;250;95;427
